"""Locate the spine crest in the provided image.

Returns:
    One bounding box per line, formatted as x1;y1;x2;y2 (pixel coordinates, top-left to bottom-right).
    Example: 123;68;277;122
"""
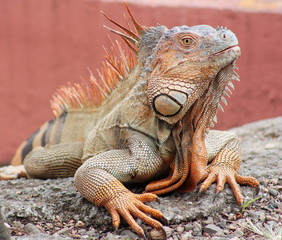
50;3;144;117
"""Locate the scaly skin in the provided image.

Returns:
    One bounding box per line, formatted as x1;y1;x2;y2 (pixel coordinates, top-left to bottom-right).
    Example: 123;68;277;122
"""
0;5;259;237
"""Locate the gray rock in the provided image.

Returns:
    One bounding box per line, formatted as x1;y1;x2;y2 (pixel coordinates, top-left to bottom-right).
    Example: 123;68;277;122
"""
248;210;265;222
1;117;282;240
203;216;214;225
216;221;227;229
14;233;72;240
230;117;282;179
24;223;41;234
184;223;193;231
268;200;279;209
204;224;223;235
268;188;279;197
180;232;193;240
211;237;231;240
102;232;128;240
85;229;99;237
234;229;244;237
120;229;138;238
192;221;203;236
55;227;71;236
176;226;184;233
12;221;24;229
77;229;86;235
0;209;10;240
148;228;167;240
163;226;173;238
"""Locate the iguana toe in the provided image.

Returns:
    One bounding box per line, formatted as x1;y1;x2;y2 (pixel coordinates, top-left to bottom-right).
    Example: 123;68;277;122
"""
0;165;27;180
199;166;258;205
104;192;163;237
235;174;259;188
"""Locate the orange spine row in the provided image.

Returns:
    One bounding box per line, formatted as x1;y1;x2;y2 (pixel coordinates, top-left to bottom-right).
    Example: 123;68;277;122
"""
50;1;143;117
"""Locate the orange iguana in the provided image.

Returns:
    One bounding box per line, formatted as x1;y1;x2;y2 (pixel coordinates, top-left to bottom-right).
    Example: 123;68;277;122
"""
0;3;259;238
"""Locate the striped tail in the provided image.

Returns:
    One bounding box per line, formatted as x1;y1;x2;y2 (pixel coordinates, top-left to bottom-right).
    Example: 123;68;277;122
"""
11;113;67;166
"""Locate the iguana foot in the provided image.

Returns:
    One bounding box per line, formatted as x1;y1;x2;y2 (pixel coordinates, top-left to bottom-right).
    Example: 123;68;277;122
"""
199;166;259;205
104;192;164;237
0;165;27;180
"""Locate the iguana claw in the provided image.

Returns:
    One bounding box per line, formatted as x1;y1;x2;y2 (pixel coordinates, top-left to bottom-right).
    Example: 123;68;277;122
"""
104;192;164;237
199;166;259;205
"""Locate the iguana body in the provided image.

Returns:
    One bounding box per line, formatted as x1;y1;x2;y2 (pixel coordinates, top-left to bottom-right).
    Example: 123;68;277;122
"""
0;4;259;237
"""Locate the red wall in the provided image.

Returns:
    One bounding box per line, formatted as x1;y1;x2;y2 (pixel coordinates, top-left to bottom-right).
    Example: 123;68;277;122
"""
1;0;282;164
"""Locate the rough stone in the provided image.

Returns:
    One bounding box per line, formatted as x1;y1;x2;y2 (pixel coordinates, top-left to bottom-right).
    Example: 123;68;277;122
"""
13;233;72;240
192;221;203;236
1;117;282;240
102;232;128;240
216;221;227;229
120;229;138;239
210;237;230;240
234;229;244;237
55;227;71;236
163;226;173;238
180;232;193;240
204;224;223;236
184;223;193;231
23;223;41;234
268;188;279;197
248;210;265;222
176;226;184;233
148;228;167;240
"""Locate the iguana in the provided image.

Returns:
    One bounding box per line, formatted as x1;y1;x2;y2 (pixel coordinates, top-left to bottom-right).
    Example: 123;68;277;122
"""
0;3;259;238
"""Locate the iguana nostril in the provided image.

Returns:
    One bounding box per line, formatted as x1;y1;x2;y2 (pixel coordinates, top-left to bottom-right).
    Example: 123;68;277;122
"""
220;32;229;40
153;94;183;117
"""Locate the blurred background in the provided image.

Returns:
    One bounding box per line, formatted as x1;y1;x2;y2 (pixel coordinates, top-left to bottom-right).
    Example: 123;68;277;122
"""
0;0;282;164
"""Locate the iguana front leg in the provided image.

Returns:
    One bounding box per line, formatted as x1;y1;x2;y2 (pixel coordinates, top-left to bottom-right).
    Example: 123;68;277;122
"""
75;135;167;237
200;130;259;205
75;166;163;237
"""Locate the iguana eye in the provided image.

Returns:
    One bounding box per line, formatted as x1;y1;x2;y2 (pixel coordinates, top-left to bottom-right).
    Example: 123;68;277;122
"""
180;36;194;47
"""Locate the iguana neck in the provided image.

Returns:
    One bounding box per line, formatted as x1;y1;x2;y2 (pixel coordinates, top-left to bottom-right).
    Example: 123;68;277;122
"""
144;63;237;194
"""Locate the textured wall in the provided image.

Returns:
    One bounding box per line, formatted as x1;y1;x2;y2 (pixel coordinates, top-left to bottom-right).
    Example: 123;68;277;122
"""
1;0;282;164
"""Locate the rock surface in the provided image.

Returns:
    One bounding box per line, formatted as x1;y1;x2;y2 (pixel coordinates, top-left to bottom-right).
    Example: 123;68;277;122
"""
0;117;281;239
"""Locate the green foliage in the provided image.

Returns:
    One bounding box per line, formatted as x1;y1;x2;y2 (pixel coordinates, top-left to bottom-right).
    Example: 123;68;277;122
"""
240;196;262;212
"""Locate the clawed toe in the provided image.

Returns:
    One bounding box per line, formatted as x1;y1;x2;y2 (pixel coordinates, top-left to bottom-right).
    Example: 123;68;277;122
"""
212;189;221;202
0;165;27;180
255;185;260;195
104;192;164;237
197;166;259;206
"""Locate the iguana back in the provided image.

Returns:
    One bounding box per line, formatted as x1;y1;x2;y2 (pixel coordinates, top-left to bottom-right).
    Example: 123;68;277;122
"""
11;36;138;165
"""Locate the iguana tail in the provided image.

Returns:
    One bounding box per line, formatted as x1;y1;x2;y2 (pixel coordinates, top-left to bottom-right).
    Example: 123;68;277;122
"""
11;113;67;166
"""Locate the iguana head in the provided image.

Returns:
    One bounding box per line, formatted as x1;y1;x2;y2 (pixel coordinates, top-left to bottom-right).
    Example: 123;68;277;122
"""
101;4;240;129
144;25;241;125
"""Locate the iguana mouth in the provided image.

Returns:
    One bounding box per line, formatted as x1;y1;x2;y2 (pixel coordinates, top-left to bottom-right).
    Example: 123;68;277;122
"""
212;45;240;56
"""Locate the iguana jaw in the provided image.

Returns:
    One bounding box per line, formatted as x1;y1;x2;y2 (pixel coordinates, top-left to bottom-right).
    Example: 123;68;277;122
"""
148;59;240;126
212;45;240;56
